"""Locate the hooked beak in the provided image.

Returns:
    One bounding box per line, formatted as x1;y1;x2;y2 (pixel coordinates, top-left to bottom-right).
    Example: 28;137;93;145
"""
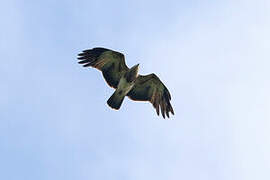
132;64;140;72
132;63;139;74
133;63;139;69
130;63;139;71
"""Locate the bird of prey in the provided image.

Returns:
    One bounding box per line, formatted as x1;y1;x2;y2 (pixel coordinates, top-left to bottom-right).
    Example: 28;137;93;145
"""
77;47;174;118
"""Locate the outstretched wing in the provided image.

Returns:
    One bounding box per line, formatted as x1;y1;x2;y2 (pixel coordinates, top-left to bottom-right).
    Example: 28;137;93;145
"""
77;47;129;88
127;73;174;118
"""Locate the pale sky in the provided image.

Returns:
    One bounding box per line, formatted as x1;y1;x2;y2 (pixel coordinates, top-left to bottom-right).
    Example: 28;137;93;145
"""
1;0;270;180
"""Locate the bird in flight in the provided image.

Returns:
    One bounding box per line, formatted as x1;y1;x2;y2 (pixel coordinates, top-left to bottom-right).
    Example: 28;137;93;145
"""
77;47;174;118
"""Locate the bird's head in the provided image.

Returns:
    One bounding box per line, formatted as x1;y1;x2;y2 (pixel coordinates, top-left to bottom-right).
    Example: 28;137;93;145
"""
125;64;139;82
131;63;139;75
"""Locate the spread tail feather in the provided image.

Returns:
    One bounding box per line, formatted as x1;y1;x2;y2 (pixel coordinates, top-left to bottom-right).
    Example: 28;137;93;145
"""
107;91;125;110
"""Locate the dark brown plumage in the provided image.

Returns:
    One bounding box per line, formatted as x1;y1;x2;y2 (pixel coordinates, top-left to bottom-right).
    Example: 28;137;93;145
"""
78;47;174;118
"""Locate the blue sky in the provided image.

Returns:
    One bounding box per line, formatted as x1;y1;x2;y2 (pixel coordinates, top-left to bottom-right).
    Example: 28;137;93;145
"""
1;0;270;179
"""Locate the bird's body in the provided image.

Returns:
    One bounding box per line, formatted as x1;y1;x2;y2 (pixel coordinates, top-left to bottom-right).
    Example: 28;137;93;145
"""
107;65;138;109
77;47;174;118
